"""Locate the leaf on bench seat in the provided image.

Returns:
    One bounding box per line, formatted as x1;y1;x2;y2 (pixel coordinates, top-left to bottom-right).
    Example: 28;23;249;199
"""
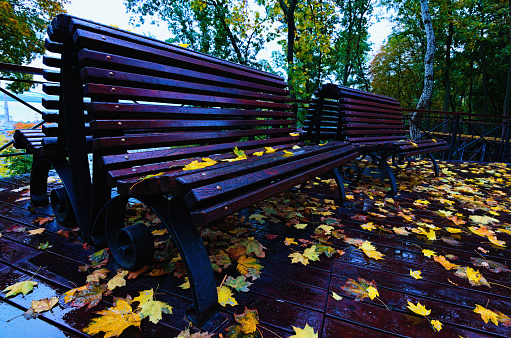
183;158;217;170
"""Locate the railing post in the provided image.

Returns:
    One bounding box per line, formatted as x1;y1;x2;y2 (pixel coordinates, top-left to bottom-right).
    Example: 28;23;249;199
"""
448;115;460;160
501;118;510;163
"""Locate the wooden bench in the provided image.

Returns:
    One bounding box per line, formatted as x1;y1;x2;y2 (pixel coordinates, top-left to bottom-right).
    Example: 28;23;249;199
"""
50;14;358;328
12;29;93;225
306;83;449;195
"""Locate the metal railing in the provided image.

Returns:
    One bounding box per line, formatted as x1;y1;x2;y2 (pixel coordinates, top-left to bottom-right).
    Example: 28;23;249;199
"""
0;62;45;158
402;108;511;163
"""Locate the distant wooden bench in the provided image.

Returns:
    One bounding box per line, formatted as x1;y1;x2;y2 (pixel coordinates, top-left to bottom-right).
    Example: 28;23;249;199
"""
304;83;449;195
50;14;358;328
12;31;92;224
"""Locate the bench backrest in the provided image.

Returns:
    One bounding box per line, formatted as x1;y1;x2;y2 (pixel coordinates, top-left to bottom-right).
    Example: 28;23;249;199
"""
53;15;300;195
308;84;406;147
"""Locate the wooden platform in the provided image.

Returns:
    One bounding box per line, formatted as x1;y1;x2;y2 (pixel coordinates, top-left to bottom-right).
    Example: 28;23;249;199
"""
0;160;509;337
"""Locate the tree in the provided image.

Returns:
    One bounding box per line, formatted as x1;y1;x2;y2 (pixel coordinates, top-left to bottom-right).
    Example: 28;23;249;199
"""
0;0;68;93
124;0;267;67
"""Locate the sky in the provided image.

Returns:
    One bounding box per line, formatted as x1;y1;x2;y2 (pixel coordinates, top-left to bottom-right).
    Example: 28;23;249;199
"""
2;0;393;122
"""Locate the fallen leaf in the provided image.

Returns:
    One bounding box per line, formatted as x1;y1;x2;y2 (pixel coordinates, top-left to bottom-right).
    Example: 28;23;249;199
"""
233;307;259;334
237;255;262;277
37;241;52;250
225;275;253;292
217;286;237;307
151;229;167;236
183;158;217;170
366;286;379;300
179;277;190;289
341;278;376;301
294;223;308;229
360;222;376;231
89;249;109;268
422;249;437;258
107;270;128;290
83;298;141;337
393;227;410;236
289;251;309;266
3;280;37;297
290;323;318;338
407;301;431;316
410;270;422;279
86;268;110;283
24;296;59;319
474;304;499;326
469;215;499;225
6;225;26;233
445;227;462;234
27;228;46;235
63;283;111;310
133;289;173;324
331;291;343;301
431;319;443;332
434;255;460;270
284;237;297;246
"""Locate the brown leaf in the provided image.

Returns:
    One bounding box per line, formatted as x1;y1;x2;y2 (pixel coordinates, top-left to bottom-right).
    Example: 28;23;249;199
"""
86;268;110;283
62;283;111;310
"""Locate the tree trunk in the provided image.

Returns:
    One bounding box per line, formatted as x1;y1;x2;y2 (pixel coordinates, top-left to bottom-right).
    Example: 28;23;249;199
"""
279;0;297;97
411;0;435;140
503;0;511;118
442;8;453;133
480;42;489;115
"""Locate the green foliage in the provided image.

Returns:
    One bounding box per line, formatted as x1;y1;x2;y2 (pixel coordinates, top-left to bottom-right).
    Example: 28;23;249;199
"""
0;134;32;177
0;0;68;93
124;0;267;67
371;0;510;115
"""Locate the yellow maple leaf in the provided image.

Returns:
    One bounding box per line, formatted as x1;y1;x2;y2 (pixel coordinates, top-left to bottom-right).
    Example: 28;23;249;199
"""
366;286;379;300
3;280;37;297
234;307;259;334
63;285;87;303
179;277;190;289
294;223;308;229
264;146;276;153
284;238;297;246
331;291;343;300
289;132;300;137
469;215;499;225
289;251;309;266
488;235;506;247
303;245;320;262
360;222;376;231
282;150;294;157
431;319;443;332
253;151;264;156
133;289;172;324
182;158;217;170
434;255;459;270
249;213;266;224
410;270;422;279
407;301;431;316
107;270;128;290
151;229;167;236
466;267;482;284
290;323;318;338
217;286;237;307
422;249;437;258
469;226;495;238
237;255;262;275
318;224;334;234
445;227;462;233
473;304;499;325
359;241;376;252
83;299;141;337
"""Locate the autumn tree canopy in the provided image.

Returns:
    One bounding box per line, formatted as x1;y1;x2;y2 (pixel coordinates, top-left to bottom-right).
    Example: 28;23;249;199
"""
0;0;68;92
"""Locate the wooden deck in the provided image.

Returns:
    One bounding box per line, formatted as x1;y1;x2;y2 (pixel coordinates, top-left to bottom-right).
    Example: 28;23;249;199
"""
0;160;509;337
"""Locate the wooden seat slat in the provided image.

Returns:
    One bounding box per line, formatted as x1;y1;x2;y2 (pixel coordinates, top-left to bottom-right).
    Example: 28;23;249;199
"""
91;119;293;131
189;151;358;226
81;67;293;103
88;102;294;119
341;110;403;119
84;84;292;110
342;129;408;136
94;128;297;151
101;136;300;169
184;144;354;209
345;123;405;130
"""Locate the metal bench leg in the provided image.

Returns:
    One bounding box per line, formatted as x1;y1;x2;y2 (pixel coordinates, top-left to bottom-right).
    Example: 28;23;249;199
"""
104;195;223;330
30;156;51;206
426;153;440;177
331;167;347;205
372;152;398;196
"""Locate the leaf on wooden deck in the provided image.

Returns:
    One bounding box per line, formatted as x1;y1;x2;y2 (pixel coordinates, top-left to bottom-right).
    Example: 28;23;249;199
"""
225;276;253;292
407;301;431;316
86;268;110;283
290;323;318;338
27;228;46;235
83;298;141;338
217;286;237;307
89;249;109;268
107;270;128;290
473;304;499;326
133;289;172;324
63;283;111;310
341;278;376;301
24;296;59;319
2;280;37;297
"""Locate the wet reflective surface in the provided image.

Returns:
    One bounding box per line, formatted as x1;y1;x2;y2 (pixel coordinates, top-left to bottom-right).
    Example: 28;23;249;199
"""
0;162;509;337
